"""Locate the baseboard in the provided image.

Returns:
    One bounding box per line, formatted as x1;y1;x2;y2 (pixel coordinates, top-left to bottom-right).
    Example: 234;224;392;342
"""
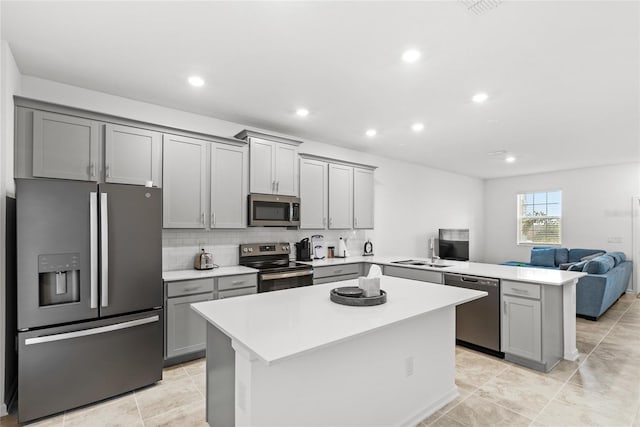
399;387;459;427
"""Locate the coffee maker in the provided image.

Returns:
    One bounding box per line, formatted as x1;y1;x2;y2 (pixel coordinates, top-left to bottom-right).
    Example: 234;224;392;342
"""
295;238;312;261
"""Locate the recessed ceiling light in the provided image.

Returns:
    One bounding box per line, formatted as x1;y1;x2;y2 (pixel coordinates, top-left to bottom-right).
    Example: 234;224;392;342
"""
505;156;516;163
487;150;506;156
296;108;309;117
188;76;205;87
402;49;421;63
365;129;377;137
472;92;489;103
411;123;425;132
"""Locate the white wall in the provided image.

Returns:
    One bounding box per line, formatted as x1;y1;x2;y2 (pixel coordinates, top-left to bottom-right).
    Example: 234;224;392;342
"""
483;163;640;271
20;76;485;263
0;40;22;416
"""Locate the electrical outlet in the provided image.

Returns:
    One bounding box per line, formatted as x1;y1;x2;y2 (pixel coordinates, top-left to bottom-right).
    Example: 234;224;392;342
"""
405;356;414;377
607;237;623;244
198;242;206;252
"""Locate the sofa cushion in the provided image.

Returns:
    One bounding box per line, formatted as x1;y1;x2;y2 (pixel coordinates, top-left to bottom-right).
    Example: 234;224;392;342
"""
531;247;556;267
607;252;626;266
581;252;605;262
583;255;616;274
555;248;569;266
568;261;588;271
568;248;606;263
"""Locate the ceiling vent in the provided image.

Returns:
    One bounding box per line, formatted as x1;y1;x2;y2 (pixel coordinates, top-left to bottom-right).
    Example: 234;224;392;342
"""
459;0;504;15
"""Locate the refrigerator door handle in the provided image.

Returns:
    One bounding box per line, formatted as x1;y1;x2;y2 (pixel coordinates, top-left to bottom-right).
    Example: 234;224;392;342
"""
100;192;109;307
90;192;98;309
24;315;159;345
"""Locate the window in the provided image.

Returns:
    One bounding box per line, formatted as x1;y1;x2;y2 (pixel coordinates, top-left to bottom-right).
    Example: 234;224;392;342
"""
517;190;562;245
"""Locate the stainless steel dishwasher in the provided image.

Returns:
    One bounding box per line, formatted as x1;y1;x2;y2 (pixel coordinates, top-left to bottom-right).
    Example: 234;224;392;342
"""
443;273;503;357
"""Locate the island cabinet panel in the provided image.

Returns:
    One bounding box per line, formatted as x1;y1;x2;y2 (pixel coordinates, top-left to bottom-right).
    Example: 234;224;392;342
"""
383;265;443;284
353;167;374;229
162;134;207;228
104;124;162;186
32;110;99;181
502;295;541;361
299;158;328;229
211;143;248;228
328;163;353;229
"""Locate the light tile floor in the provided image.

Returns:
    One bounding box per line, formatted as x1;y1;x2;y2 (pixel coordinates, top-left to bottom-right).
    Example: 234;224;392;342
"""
1;293;639;426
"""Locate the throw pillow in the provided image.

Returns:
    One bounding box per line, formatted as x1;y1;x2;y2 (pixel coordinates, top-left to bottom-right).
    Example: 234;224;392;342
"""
583;255;616;274
559;262;576;270
555;248;569;266
580;252;605;262
530;247;556;267
568;261;587;271
607;252;626;266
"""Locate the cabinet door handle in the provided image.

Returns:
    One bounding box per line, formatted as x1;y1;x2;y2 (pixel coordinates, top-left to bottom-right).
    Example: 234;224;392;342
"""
272;181;275;193
355;218;358;227
201;213;205;224
90;162;96;177
105;163;111;178
211;212;216;226
503;301;507;315
512;288;529;295
329;218;332;227
276;181;280;193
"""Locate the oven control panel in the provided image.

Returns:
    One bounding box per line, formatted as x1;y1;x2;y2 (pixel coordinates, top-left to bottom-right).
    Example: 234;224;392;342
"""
240;243;290;256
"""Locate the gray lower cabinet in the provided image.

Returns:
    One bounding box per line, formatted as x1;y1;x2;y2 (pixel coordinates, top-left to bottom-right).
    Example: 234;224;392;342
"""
383;265;443;284
104;123;162;186
166;292;214;359
32;110;99;181
501;280;563;372
165;278;215;360
313;263;362;285
165;274;257;363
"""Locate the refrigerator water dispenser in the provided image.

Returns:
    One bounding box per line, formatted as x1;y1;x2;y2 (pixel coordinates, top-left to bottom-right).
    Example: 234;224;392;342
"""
38;253;80;306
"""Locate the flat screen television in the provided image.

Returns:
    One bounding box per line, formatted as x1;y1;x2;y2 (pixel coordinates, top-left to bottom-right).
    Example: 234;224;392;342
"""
438;229;469;261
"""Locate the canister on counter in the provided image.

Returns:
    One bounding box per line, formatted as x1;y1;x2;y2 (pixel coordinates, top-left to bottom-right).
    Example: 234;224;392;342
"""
327;246;335;258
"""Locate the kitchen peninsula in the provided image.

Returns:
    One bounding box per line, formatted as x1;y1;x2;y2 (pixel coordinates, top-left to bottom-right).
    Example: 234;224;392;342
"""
192;276;486;427
303;256;587;367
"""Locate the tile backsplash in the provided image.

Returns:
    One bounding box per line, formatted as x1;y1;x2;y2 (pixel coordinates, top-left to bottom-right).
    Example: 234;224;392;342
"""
162;228;371;271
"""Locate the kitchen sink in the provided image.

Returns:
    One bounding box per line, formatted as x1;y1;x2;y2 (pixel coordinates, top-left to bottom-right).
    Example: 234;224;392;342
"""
392;260;450;268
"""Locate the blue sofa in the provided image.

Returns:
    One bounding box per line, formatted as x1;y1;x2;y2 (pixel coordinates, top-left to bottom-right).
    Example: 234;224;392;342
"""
502;247;633;320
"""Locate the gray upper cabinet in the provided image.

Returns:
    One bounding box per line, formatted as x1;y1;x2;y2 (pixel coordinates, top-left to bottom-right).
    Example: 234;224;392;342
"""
249;138;275;194
104;124;162;186
299;157;328;229
211;143;248;228
32;110;99;181
274;143;298;196
328;163;353;229
353;167;374;229
235;130;302;196
162;134;207;228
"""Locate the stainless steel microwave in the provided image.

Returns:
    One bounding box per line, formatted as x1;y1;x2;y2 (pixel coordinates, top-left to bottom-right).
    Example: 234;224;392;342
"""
248;193;300;227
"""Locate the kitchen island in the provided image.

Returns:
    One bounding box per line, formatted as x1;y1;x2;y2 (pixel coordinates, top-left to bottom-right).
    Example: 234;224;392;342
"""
192;276;486;427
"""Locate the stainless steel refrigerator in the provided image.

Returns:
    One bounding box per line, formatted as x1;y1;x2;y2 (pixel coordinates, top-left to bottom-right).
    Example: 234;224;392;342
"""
16;178;163;422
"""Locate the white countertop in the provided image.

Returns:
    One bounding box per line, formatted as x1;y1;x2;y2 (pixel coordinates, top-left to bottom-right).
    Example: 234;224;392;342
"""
191;276;486;364
301;256;586;286
163;266;258;282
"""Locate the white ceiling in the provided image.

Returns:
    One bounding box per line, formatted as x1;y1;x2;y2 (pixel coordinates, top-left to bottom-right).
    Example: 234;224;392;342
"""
2;1;639;179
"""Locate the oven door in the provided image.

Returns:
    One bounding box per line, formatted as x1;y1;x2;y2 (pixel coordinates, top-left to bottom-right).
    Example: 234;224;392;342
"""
258;269;314;293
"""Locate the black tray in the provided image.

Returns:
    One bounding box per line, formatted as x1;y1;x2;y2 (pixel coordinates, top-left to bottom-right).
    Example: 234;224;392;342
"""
330;288;387;306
